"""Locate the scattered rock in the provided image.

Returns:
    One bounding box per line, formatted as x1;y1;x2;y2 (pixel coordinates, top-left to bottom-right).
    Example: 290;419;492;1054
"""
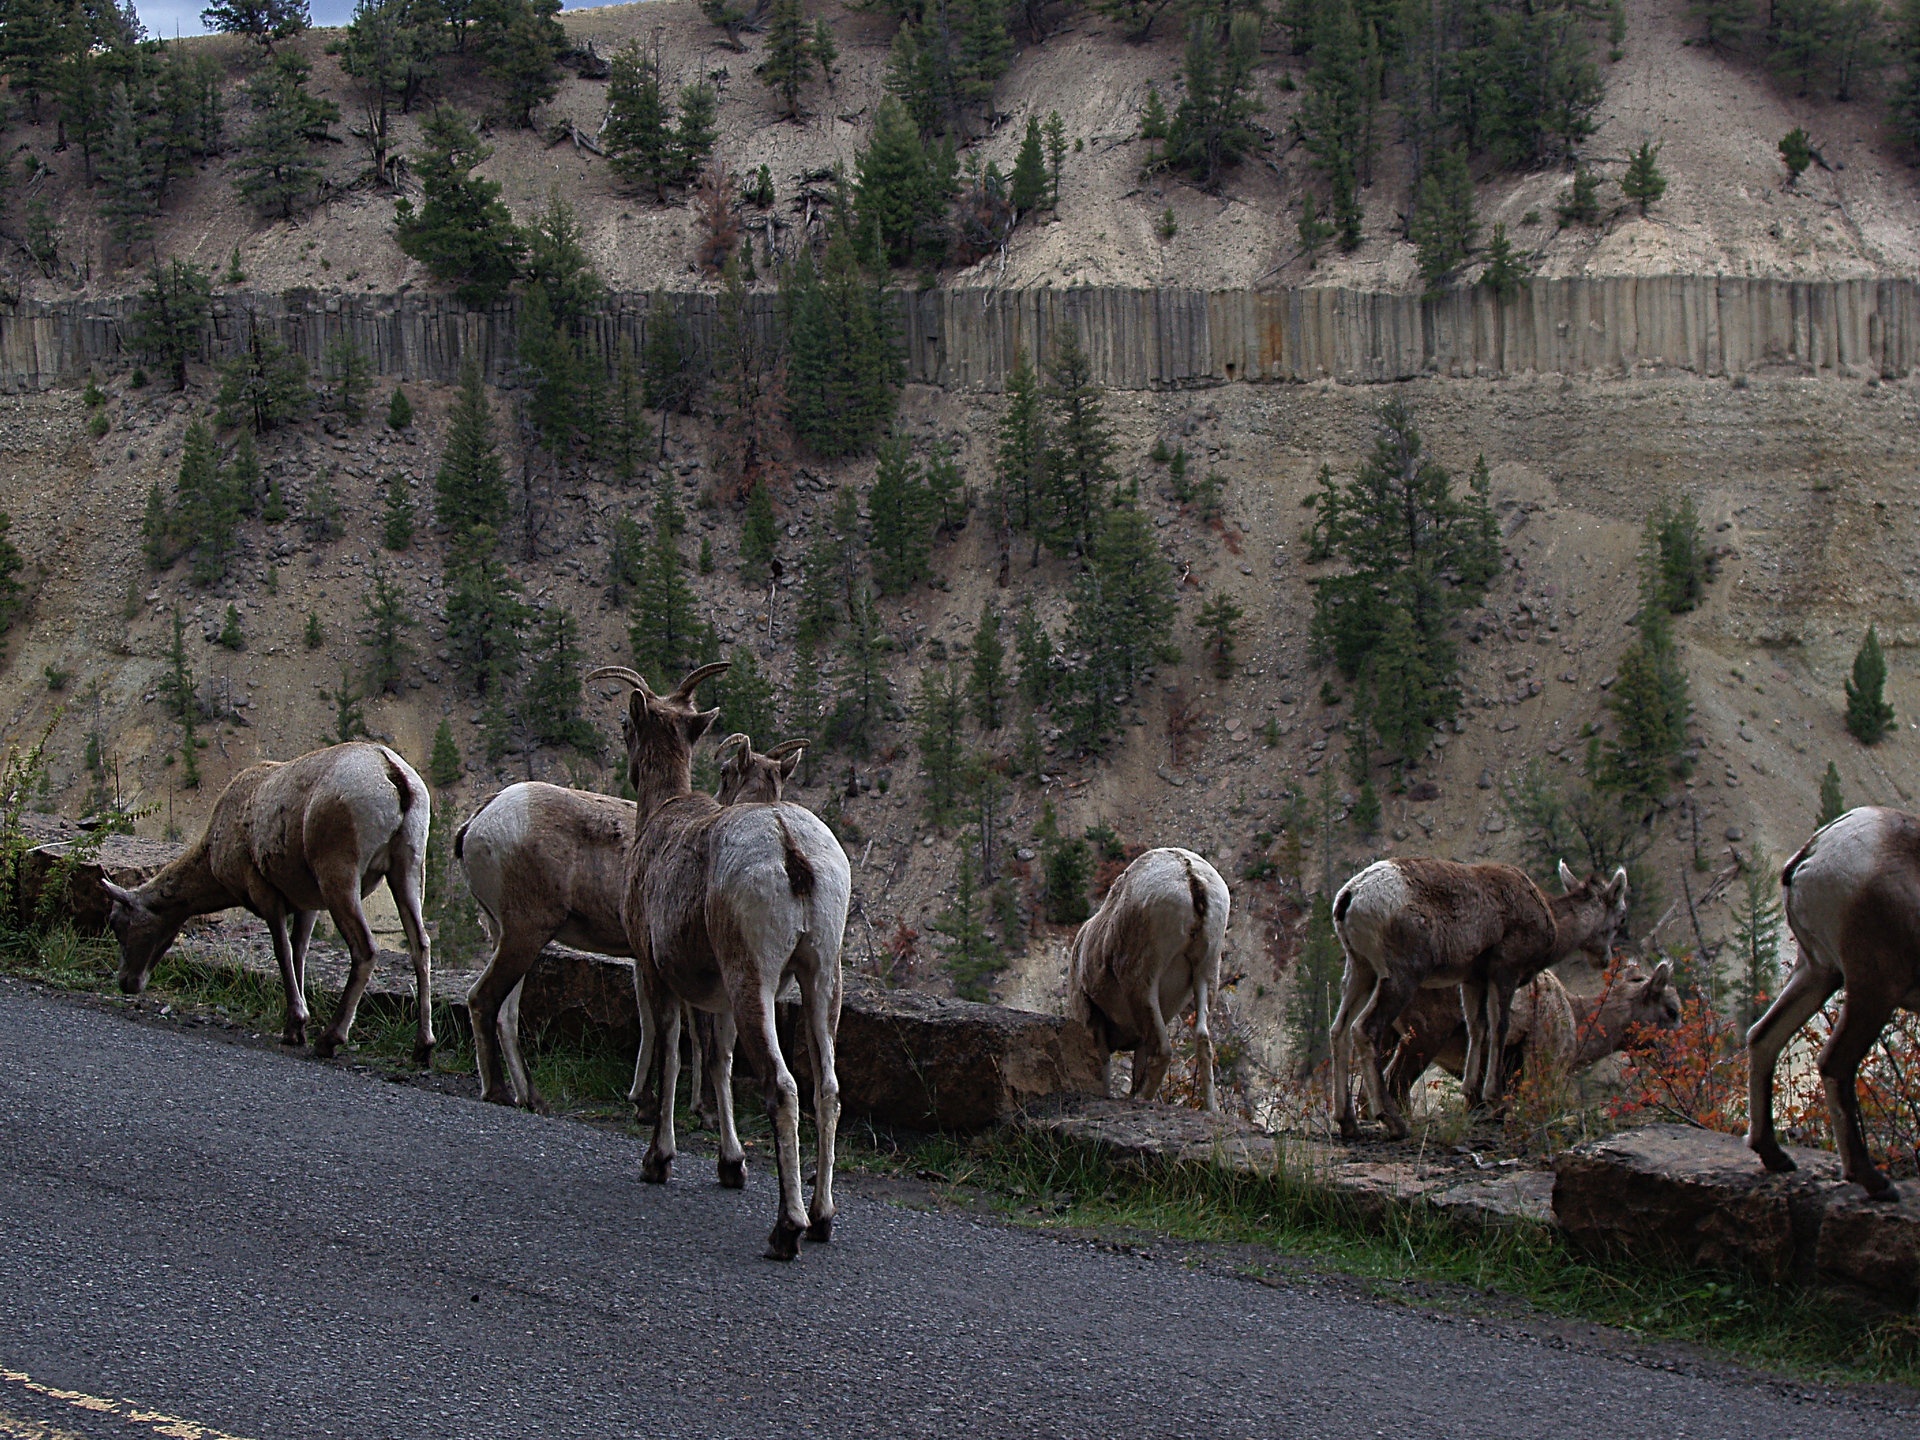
1156;765;1188;788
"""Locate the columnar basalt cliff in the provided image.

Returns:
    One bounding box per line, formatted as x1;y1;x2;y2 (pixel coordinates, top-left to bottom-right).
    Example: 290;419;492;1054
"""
4;275;1915;395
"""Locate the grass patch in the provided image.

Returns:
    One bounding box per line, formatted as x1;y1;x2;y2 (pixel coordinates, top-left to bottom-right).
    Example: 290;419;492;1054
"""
861;1127;1920;1388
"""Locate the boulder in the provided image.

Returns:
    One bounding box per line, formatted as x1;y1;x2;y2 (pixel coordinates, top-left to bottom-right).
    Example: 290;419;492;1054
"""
1014;1093;1277;1173
20;835;183;935
1815;1189;1920;1308
1553;1124;1839;1284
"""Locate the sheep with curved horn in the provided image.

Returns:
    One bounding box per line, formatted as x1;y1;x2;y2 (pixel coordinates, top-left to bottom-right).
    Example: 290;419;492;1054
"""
589;661;851;1262
454;731;807;1114
102;742;434;1063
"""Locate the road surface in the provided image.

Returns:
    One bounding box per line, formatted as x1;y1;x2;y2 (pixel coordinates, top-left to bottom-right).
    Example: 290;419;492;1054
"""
0;980;1902;1439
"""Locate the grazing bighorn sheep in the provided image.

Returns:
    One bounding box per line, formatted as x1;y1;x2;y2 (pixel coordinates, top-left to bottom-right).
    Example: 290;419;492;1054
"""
455;735;805;1112
588;662;851;1261
1751;807;1920;1199
1381;960;1679;1112
103;742;434;1062
1329;857;1628;1139
1068;847;1231;1112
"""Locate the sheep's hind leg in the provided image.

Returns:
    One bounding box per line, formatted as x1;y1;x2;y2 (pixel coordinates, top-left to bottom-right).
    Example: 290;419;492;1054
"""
627;955;660;1123
1193;971;1217;1115
732;984;807;1261
313;868;379;1059
1328;957;1373;1140
388;853;434;1065
640;991;680;1185
265;912;308;1048
706;1009;746;1189
467;929;541;1106
1130;983;1174;1102
1356;971;1414;1140
499;981;545;1113
800;945;843;1243
1746;950;1839;1173
1819;981;1900;1200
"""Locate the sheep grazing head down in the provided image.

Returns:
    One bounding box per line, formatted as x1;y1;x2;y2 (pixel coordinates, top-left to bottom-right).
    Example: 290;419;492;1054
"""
101;879;177;996
1556;860;1631;963
585;662;728;798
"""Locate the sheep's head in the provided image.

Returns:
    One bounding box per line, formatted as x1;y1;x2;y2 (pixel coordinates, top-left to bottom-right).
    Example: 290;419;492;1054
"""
1556;860;1630;961
715;735;807;805
1623;959;1681;1031
102;879;177;995
585;662;727;801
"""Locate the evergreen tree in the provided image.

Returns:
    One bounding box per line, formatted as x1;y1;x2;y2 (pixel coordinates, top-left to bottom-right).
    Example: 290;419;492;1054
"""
788;637;827;780
1620;139;1666;213
394;107;525;304
1297;191;1332;266
1482;223;1527;298
1040;329;1116;556
1196;593;1243;680
218;603;245;650
714;643;775;746
161;609;201;789
1296;0;1368;250
924;441;963;535
782;225;901;458
1062;494;1176;752
475;0;563;128
429;717;464;787
967;602;1007;730
1650;495;1707;613
813;16;838;88
178;420;243;585
1411;147;1477;294
1690;0;1751;47
524;607;598;749
1730;852;1783;1032
1044;109;1067;206
1015;596;1055;707
629;494;708;684
740;479;779;586
227;430;261;516
1597;595;1690;801
216;322;311;435
1892;0;1920;152
606;512;645;608
388;387;413;428
868;433;933;595
917;662;968;826
673;80;718;183
605;39;677;197
1010;115;1047;213
1556;167;1604;227
1;0;66;126
96;80;159;260
435;363;508;545
935;851;1001;999
323;333;372;421
232;52;337;219
1819;760;1846;826
1162;10;1264;188
995;348;1047;545
755;0;816;120
1779;126;1813;185
1138;82;1169;160
201;0;308;50
1287;889;1343;1074
445;546;529;694
1846;626;1895;744
362;566;414;694
856;96;945;266
833;583;885;754
329;669;368;742
332;0;438;190
304;610;325;647
383;472;415;550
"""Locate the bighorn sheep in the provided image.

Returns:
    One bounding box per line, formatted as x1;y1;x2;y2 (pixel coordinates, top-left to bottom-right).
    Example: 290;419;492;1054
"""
1329;857;1628;1139
103;742;434;1062
1381;960;1679;1112
455;735;805;1112
1068;847;1231;1112
589;662;851;1261
1751;807;1920;1199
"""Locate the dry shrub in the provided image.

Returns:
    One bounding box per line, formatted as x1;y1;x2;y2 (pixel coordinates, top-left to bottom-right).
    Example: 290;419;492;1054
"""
693;160;740;275
1777;1006;1920;1178
1166;684;1202;767
1610;993;1747;1134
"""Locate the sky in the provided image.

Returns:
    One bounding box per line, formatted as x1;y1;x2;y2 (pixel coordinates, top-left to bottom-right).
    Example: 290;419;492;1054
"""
132;0;622;41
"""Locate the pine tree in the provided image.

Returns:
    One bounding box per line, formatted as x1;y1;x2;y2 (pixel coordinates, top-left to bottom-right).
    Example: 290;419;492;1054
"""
524;607;598;749
1846;626;1895;744
833;583;885;754
1;0;65;126
1621;139;1667;213
1780;127;1813;185
304;610;325;648
1043;110;1067;207
1062;494;1176;753
1819;760;1846;825
813;16;838;88
856;96;942;266
331;0;436;190
217;322;311;435
1690;0;1752;47
1015;596;1055;707
218;603;245;650
994;348;1047;546
1297;0;1368;251
323;334;372;421
629;494;708;685
232;53;338;219
1892;0;1920;152
1196;593;1243;680
788;638;827;779
967;602;1007;730
1411;147;1477;294
96;81;159;260
1556;167;1604;227
740;480;779;586
429;718;464;787
388;387;413;428
1010;116;1047;213
363;566;414;694
1730;851;1783;1031
605;39;677;197
1297;192;1332;267
1651;495;1707;613
1597;596;1690;801
1040;329;1116;556
1138;83;1169;159
755;0;815;120
1482;224;1527;298
383;472;415;550
917;662;968;826
782;225;901;459
936;851;1002;999
202;0;309;51
476;0;564;129
176;420;242;585
1162;11;1264;188
394;107;525;304
329;668;368;743
715;643;776;746
142;482;174;570
673;80;718;183
445;547;530;695
1287;889;1343;1074
435;363;508;545
228;431;261;516
868;433;933;595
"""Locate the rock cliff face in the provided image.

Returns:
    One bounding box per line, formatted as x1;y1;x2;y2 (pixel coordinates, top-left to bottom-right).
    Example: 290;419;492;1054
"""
4;275;1916;396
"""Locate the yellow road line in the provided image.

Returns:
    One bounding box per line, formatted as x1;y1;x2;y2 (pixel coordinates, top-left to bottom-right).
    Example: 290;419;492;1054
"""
0;1371;254;1440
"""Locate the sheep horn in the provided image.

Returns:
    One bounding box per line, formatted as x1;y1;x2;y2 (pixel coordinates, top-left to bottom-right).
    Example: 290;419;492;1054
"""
714;733;751;766
764;738;809;760
584;665;657;700
672;661;731;700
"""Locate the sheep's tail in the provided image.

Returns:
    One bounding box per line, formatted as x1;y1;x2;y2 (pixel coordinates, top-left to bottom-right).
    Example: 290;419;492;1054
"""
776;812;816;898
1781;835;1816;891
453;815;473;863
1182;852;1209;948
1333;884;1355;927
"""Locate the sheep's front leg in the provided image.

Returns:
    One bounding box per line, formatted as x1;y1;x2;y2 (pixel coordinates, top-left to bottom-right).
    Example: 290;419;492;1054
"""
1193;971;1217;1115
1459;979;1489;1110
265;912;308;1048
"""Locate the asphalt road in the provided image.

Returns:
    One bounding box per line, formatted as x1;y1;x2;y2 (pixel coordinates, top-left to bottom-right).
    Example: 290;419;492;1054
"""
0;980;1905;1440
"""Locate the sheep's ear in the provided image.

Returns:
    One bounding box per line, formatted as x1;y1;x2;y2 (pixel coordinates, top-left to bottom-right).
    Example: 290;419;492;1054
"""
1607;866;1629;901
686;706;720;743
1558;859;1579;892
777;750;802;781
1649;959;1673;989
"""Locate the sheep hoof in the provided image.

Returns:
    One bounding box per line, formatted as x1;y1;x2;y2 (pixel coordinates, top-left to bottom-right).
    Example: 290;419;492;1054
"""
764;1218;803;1261
479;1087;516;1107
412;1040;435;1067
1753;1143;1797;1174
806;1215;834;1244
1337;1116;1360;1141
312;1035;340;1059
717;1156;747;1189
1859;1176;1899;1203
282;1020;306;1047
524;1091;552;1117
640;1148;673;1185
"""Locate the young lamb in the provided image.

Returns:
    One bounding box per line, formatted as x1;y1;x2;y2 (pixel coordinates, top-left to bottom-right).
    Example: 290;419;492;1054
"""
455;735;806;1113
1750;807;1920;1199
1329;857;1628;1140
590;662;851;1261
1380;960;1679;1113
103;742;434;1063
1068;846;1231;1112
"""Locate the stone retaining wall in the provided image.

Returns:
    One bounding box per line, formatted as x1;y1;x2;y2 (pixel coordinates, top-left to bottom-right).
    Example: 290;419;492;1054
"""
4;275;1912;394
